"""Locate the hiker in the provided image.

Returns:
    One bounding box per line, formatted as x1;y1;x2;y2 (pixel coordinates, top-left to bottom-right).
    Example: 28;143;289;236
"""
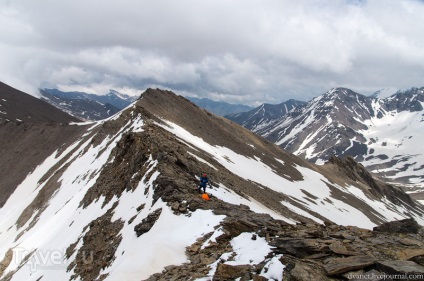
198;173;211;194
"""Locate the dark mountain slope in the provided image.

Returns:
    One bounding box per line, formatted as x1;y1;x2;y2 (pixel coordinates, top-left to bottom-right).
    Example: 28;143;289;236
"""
0;82;79;123
0;82;85;207
0;122;86;207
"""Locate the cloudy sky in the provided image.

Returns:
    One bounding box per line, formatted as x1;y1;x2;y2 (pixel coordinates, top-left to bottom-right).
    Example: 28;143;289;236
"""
1;0;423;105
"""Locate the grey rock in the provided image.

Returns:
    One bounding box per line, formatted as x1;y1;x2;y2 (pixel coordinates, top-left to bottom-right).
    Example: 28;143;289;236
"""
274;238;323;258
134;208;162;237
376;260;424;275
290;261;328;281
325;255;375;275
329;241;361;256
373;218;421;234
213;264;251;280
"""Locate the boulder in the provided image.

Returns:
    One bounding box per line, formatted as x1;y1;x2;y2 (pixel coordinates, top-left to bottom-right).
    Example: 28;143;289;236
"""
290;261;328;281
134;208;162;237
395;249;424;262
329;241;361;256
398;237;423;247
221;219;258;237
213;264;251;280
325;255;375;275
373;218;420;234
376;260;424;275
252;275;268;281
274;238;323;258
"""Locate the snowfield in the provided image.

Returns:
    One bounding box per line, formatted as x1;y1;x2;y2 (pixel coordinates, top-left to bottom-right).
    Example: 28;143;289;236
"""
361;107;424;187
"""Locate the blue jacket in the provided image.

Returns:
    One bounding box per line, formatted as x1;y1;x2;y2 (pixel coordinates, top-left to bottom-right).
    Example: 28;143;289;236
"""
199;176;209;187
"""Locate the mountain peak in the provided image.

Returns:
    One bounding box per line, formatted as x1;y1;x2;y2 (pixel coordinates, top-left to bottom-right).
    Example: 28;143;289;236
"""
323;87;362;101
107;89;137;100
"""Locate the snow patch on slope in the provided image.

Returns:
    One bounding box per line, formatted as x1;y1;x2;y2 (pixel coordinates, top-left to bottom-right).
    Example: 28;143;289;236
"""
361;109;424;187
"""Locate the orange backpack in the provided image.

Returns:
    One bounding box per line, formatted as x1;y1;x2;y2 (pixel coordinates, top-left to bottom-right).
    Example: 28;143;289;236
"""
202;193;210;201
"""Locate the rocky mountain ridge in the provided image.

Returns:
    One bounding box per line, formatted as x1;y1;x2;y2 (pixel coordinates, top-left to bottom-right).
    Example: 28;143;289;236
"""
0;88;423;280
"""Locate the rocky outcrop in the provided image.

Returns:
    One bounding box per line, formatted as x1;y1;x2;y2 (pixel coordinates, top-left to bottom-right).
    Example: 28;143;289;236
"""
134;208;162;237
0;249;13;278
324;255;375;275
143;211;424;280
376;260;424;275
67;204;124;281
373;218;421;234
213;264;253;280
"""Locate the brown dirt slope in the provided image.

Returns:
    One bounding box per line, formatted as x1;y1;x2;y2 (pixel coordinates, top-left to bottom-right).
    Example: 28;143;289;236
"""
0;122;87;208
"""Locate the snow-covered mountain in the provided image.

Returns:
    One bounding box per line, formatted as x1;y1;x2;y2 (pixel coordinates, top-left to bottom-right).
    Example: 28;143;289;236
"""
369;88;398;99
228;87;424;199
40;88;138;120
226;99;306;132
1;88;423;280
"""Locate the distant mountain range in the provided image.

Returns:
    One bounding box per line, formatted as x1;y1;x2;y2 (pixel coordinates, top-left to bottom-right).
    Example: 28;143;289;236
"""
226;87;424;199
226;99;306;131
186;96;253;116
40;89;252;120
40;88;138;120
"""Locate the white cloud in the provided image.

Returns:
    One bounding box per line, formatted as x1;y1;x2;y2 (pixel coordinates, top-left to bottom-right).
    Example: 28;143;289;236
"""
0;0;423;104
